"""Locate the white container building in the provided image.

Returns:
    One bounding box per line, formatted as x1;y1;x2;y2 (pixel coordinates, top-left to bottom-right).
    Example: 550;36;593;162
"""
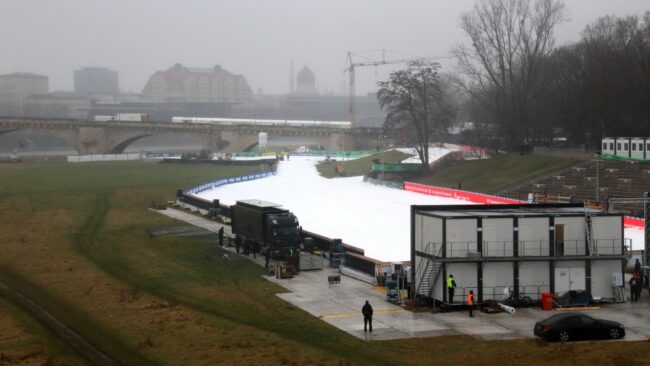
602;137;650;161
411;204;625;304
258;132;268;150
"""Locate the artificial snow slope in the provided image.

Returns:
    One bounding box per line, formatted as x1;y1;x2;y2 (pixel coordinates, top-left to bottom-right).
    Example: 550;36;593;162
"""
197;155;645;261
197;156;465;262
397;146;452;164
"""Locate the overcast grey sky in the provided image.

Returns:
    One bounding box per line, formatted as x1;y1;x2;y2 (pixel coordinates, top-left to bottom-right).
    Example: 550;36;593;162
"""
0;0;648;96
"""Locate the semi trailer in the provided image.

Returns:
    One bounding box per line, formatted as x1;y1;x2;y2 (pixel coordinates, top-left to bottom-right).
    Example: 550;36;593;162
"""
230;200;301;259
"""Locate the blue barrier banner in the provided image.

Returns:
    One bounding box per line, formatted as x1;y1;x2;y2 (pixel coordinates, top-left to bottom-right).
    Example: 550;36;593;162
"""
186;170;277;197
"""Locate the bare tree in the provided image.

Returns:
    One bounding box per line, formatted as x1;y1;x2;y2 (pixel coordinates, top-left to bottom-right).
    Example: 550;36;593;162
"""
455;0;565;149
377;61;455;169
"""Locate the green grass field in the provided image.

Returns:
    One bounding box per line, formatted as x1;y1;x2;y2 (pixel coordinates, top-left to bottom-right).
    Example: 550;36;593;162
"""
0;160;648;365
316;150;412;178
413;153;580;194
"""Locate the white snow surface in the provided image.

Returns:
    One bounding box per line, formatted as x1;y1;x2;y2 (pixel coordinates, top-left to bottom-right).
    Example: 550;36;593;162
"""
397;146;452;164
197;156;463;262
626;227;644;251
196;155;645;261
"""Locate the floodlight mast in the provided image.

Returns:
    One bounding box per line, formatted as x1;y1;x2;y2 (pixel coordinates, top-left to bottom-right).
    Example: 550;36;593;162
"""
344;50;452;127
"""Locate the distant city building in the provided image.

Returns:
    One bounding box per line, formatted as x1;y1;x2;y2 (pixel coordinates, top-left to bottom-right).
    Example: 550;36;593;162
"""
231;93;384;128
295;66;317;95
0;72;49;117
24;92;89;120
74;67;119;95
142;63;252;103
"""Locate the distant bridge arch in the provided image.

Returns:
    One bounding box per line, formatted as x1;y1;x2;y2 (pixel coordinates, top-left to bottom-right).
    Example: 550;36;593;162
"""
0;117;379;154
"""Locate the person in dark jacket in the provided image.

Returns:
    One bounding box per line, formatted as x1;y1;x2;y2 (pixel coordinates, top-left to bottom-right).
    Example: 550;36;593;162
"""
634;259;642;275
265;248;271;268
218;227;225;246
234;235;241;254
629;273;641;302
362;300;373;332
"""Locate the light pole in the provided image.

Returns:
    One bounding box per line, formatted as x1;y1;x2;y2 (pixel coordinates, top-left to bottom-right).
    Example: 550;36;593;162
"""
595;159;600;203
378;134;386;180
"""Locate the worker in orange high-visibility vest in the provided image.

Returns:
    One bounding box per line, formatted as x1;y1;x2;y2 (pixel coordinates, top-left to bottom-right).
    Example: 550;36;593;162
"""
467;290;476;317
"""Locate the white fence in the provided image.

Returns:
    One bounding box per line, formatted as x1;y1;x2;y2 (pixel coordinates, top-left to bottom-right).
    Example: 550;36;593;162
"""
67;154;142;163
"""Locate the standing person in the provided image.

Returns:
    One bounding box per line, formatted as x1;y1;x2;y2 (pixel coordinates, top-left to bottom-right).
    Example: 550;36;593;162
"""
218;227;224;246
629;274;641;303
634;259;642;276
234;235;241;254
467;290;476;317
265;248;271;269
447;274;457;303
362;300;373;332
252;240;259;258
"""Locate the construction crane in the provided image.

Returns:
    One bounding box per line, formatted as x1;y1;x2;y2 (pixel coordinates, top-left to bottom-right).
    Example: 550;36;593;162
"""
343;49;453;126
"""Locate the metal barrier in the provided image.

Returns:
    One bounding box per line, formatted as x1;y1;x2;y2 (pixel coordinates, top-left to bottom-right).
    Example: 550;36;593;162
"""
431;240;623;258
554;290;593;307
483;285;548;303
449;286;478;304
186;171;277;195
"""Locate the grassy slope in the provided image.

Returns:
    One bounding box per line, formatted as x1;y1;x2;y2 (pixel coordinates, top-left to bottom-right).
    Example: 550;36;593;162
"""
0;161;649;365
413;153;580;194
316;150;412;178
0;296;86;365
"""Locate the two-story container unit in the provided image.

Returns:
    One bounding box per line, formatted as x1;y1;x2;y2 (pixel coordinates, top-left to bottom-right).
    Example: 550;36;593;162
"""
602;137;650;161
412;204;625;305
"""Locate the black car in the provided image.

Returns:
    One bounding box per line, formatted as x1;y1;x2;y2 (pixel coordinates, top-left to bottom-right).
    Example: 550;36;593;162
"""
534;312;625;342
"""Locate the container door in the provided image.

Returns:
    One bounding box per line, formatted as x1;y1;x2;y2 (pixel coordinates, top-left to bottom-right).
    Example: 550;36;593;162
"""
555;268;571;294
569;267;586;291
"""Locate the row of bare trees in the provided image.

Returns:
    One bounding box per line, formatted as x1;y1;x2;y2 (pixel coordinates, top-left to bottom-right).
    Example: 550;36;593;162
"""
543;13;650;146
378;0;650;168
458;0;650;149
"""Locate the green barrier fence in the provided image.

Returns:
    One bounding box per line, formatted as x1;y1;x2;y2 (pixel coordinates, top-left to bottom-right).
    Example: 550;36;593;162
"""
371;162;422;172
236;150;375;159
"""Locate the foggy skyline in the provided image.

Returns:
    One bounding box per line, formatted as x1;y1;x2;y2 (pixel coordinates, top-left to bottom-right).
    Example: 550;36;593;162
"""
1;0;648;96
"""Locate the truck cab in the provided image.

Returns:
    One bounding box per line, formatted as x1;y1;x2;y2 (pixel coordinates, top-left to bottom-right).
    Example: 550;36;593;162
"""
265;212;301;258
231;200;301;259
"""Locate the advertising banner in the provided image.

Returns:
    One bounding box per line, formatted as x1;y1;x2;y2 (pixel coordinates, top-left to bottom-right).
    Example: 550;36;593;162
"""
403;182;523;205
404;181;644;230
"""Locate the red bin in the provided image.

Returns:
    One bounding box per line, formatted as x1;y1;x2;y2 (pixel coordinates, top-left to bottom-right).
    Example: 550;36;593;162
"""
541;292;554;311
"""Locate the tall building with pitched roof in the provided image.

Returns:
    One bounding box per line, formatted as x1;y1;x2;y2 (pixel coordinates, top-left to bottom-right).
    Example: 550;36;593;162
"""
142;63;252;103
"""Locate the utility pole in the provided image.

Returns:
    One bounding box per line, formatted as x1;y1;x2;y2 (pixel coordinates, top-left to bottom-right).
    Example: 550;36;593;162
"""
596;159;600;203
289;59;294;94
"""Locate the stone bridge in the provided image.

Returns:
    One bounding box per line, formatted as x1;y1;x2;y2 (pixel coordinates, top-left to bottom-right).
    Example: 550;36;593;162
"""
0;117;381;155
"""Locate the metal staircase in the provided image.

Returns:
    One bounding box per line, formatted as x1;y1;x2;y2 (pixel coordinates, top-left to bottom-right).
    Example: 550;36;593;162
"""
415;242;444;298
584;200;596;255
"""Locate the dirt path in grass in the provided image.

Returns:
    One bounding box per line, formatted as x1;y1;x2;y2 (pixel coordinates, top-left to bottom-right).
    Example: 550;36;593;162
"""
0;280;121;366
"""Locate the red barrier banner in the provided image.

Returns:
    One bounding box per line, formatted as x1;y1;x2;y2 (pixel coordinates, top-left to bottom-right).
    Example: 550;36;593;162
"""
404;182;523;205
404;182;645;230
625;217;644;229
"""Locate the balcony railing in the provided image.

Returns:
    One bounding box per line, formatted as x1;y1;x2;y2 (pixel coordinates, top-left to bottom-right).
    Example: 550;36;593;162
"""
420;239;624;259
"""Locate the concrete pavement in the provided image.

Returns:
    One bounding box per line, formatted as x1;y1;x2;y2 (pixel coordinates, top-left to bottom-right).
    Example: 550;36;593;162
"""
153;207;650;342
